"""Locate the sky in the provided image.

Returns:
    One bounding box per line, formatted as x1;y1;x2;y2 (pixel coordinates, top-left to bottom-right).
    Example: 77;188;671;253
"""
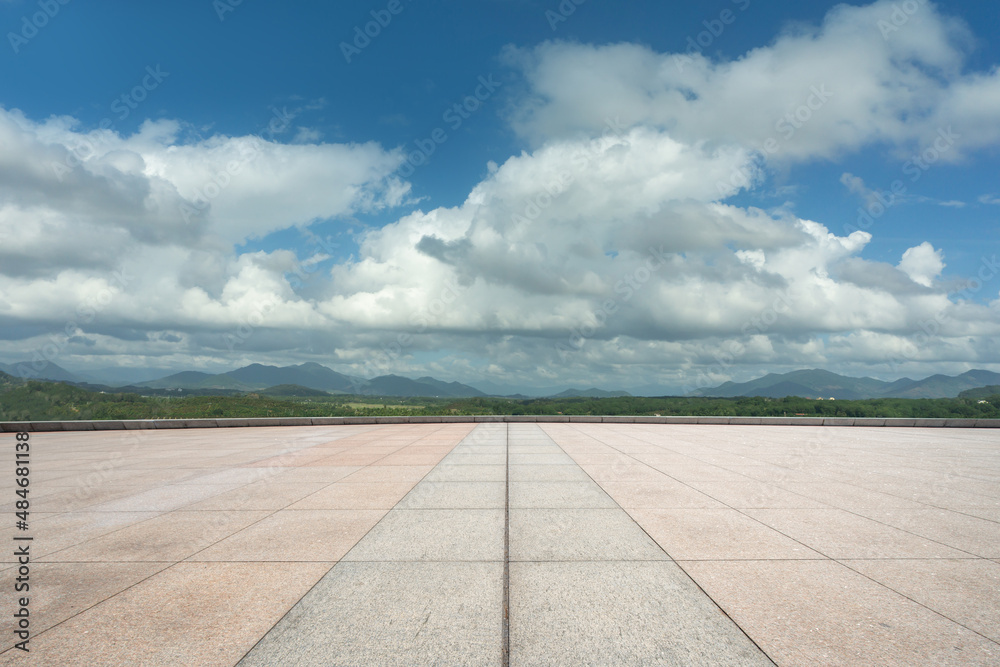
0;0;998;395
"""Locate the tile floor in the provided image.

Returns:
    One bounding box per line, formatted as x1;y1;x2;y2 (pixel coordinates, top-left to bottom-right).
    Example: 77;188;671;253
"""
0;422;997;665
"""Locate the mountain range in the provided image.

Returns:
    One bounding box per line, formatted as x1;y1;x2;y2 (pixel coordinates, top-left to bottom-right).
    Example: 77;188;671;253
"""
689;368;1000;400
1;360;998;400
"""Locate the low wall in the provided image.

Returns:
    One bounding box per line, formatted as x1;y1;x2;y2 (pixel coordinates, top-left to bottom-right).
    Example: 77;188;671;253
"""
2;415;998;432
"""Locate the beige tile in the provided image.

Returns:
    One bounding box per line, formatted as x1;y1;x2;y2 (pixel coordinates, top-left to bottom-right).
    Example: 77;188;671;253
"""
509;482;617;509
397;481;506;509
343;509;504;562
510;509;668;562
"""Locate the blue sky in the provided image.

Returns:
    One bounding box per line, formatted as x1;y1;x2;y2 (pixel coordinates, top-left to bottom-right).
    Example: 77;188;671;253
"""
1;0;998;393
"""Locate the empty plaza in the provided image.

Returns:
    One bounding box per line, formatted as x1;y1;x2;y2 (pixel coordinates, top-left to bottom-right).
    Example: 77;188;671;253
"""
1;422;998;665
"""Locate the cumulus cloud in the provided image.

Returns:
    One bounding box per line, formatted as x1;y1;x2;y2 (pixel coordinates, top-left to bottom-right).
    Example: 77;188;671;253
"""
505;0;998;162
898;242;945;287
1;0;998;389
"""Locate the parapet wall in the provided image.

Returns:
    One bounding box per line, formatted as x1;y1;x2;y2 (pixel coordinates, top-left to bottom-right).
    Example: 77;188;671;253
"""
2;415;998;432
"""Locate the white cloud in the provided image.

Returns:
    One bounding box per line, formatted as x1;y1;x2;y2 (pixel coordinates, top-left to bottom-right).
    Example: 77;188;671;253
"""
505;1;999;162
898;242;945;287
2;0;999;389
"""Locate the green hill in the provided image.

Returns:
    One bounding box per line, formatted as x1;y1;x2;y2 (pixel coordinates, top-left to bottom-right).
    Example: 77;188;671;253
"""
958;386;1000;400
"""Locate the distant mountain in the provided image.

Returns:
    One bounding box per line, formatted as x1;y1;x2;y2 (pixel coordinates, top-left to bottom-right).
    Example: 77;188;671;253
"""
136;363;484;397
415;376;487;397
75;367;174;386
139;371;218;389
959;385;1000;400
692;369;884;399
0;361;82;383
362;375;483;398
745;381;827;399
549;388;632;398
630;383;685;397
258;384;332;397
138;363;356;393
691;368;1000;399
889;370;1000;398
224;363;357;393
467;380;619;398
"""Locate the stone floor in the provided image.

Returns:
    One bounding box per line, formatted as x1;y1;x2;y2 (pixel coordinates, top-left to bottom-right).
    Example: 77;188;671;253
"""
1;423;998;665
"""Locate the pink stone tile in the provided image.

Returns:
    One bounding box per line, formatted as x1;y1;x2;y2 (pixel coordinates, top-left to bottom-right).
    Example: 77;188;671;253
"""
340;465;434;484
630;508;823;560
39;510;270;562
850;508;1000;558
685;480;832;508
191;509;385;561
8;562;331;665
683;560;1000;666
744;509;970;559
272;466;362;484
581;464;671;483
843;558;1000;643
648;463;755;483
0;512;159;561
287;482;416;510
319;450;401;466
597;480;726;509
0;562;169;635
774;482;929;510
181;481;329;511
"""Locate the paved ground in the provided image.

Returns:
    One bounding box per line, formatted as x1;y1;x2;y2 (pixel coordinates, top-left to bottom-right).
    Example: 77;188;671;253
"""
0;423;998;665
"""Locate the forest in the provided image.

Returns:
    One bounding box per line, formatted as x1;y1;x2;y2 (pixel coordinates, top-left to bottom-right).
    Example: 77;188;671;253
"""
1;372;997;422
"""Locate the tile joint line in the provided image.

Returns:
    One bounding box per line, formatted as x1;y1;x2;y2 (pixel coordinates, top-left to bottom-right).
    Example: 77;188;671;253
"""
502;423;511;666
